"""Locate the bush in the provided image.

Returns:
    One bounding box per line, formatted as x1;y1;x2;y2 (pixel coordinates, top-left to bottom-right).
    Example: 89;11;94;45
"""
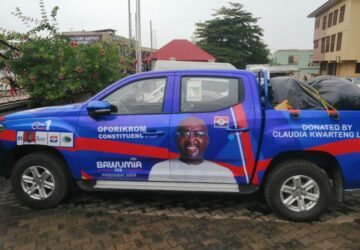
0;1;132;107
11;36;127;106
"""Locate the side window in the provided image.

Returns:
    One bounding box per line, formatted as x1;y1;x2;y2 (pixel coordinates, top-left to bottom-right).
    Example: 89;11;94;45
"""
181;77;243;113
103;78;166;114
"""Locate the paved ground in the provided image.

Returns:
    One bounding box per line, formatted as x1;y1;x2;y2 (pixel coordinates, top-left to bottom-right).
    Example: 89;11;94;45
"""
0;178;360;250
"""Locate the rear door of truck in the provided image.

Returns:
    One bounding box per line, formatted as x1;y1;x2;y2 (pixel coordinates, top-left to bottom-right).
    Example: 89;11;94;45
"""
166;71;262;186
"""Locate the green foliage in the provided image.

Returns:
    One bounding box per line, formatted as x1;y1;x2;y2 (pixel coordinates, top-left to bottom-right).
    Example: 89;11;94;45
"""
10;37;126;106
195;2;270;69
0;0;132;107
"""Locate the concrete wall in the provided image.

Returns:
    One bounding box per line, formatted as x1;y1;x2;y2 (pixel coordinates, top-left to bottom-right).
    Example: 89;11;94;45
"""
272;50;319;79
338;61;360;77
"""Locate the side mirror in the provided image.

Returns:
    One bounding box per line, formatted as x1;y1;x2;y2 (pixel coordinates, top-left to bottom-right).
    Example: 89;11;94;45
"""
87;101;111;117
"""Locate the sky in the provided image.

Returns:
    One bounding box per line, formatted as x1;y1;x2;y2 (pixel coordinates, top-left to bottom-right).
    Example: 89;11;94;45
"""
0;0;327;53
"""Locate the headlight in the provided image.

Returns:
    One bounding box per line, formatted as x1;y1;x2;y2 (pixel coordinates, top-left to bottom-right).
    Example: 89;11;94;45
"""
0;124;5;133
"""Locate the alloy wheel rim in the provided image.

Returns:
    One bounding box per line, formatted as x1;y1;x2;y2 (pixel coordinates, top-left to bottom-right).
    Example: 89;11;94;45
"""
280;175;320;212
21;166;55;200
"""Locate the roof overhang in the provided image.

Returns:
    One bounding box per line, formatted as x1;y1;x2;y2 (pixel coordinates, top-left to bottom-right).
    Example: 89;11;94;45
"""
308;0;342;18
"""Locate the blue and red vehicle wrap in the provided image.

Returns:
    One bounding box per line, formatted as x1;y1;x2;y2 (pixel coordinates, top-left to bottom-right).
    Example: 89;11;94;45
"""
0;70;359;190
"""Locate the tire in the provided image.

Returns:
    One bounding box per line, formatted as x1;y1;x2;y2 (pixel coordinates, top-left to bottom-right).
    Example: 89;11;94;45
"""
264;160;333;221
11;152;71;209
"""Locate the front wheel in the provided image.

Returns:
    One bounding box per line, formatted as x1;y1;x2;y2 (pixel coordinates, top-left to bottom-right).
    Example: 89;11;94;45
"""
11;152;71;208
264;160;333;221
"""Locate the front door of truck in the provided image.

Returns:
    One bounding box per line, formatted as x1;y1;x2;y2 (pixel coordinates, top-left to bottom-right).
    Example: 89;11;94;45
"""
166;73;257;185
76;76;174;181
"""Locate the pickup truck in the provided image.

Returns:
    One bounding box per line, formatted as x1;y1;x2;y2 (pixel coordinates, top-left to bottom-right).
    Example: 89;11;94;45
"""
0;69;359;221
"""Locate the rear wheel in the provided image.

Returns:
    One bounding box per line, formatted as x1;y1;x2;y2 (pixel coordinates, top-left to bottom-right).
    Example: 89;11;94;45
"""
11;152;71;208
264;160;333;221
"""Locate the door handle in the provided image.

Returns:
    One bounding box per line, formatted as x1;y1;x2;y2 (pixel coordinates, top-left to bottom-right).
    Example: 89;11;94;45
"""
142;130;165;137
226;127;250;133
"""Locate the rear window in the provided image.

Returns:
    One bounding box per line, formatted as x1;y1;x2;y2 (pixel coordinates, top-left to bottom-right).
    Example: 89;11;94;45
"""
181;77;244;112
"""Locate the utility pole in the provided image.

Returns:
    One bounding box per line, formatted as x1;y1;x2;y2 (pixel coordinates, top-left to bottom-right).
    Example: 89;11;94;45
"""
154;30;157;50
135;0;142;73
150;20;153;52
128;0;132;40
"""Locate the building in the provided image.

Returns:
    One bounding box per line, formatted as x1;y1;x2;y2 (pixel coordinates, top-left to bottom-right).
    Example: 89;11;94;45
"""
308;0;360;77
62;29;152;60
63;29;117;45
272;50;319;80
144;39;216;70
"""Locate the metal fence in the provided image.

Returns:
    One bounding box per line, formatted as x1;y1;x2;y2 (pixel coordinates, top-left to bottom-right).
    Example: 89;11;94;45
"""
0;84;29;101
0;84;29;111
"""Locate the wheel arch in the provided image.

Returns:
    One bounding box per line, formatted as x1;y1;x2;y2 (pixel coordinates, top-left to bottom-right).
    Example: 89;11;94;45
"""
7;145;72;177
261;150;344;202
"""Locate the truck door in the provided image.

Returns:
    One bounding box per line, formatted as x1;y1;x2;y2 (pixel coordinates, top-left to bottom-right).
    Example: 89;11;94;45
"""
165;73;257;185
76;76;173;181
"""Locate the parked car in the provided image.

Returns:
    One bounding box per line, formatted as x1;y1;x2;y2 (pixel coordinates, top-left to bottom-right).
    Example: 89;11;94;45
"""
0;69;359;221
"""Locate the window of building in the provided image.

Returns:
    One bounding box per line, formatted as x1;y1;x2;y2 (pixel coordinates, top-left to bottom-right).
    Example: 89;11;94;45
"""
339;5;345;23
308;55;313;67
315;19;320;29
322;16;327;29
328;12;333;28
314;40;319;49
288;55;294;64
355;63;360;74
181;77;243;112
336;32;342;51
321;38;326;53
320;62;327;73
103;78;167;114
327;63;337;75
333;9;338;25
288;55;299;64
330;34;336;52
325;36;330;52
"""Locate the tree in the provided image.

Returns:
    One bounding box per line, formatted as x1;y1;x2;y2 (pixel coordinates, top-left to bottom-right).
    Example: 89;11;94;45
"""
0;0;133;107
195;2;270;69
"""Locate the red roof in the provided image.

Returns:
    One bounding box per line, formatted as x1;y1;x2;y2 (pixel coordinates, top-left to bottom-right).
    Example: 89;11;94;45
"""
144;39;215;62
